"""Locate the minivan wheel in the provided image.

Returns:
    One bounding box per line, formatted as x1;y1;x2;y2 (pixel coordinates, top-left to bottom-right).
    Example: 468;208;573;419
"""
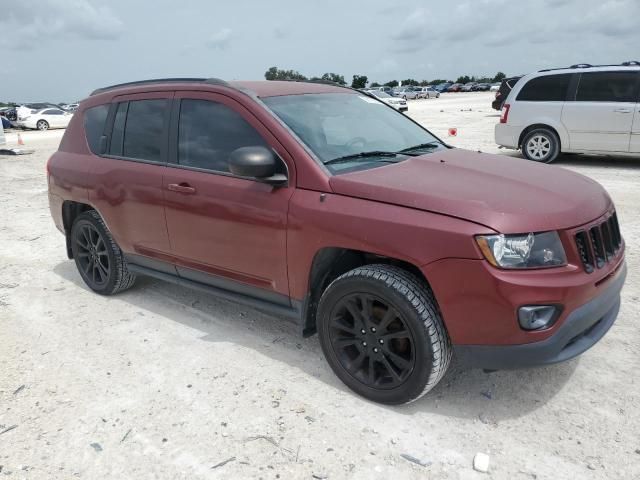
317;264;451;405
522;128;559;163
70;210;136;295
36;120;49;131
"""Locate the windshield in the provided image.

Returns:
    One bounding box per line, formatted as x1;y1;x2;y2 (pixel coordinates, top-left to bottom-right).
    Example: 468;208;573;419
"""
371;91;391;98
262;93;443;174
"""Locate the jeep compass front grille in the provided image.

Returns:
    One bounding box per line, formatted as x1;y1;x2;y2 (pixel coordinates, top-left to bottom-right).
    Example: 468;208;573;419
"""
574;212;622;273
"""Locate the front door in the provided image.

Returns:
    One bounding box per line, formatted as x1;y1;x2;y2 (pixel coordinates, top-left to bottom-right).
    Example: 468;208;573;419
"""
561;71;639;152
163;92;295;304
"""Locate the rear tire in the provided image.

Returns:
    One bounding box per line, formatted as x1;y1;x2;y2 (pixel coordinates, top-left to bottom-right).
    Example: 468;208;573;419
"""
317;264;451;405
36;120;49;131
70;210;136;295
522;128;560;163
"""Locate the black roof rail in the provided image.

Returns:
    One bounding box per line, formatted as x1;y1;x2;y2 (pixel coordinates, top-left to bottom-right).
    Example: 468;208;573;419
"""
539;61;640;73
90;77;230;96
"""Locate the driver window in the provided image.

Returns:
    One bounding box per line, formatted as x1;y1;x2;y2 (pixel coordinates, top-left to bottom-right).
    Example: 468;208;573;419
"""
178;99;268;173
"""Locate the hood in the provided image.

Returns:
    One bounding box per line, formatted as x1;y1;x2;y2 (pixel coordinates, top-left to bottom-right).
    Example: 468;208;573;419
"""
329;149;611;233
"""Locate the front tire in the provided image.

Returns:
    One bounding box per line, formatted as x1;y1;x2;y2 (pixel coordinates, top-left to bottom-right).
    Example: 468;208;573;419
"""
522;128;560;163
317;265;451;405
36;120;49;131
70;210;136;295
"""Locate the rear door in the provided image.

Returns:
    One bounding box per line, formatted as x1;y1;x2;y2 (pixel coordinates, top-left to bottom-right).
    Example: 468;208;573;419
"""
87;92;174;270
561;70;639;152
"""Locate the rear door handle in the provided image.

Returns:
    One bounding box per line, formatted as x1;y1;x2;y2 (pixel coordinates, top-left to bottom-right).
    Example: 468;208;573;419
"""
613;108;631;113
167;183;196;194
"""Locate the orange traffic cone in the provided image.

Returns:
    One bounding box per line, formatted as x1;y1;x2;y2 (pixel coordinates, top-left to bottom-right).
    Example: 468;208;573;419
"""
17;133;24;146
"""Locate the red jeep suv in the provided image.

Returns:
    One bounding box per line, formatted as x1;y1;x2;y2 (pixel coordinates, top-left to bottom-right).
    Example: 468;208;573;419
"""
48;78;626;404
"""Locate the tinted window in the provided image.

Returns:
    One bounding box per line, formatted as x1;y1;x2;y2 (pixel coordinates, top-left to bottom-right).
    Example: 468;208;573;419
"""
122;99;167;162
43;109;63;115
84;104;109;154
576;71;638;102
178;99;267;173
109;102;127;156
517;74;571;101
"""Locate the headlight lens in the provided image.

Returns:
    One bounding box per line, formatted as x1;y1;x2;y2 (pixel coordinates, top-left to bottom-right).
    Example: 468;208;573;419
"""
476;231;566;269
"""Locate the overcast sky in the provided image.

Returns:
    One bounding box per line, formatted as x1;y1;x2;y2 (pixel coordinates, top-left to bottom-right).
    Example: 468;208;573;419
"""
2;0;639;102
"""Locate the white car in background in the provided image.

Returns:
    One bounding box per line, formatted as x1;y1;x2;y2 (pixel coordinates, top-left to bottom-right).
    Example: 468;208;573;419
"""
414;86;440;98
0;120;5;145
16;108;73;131
367;90;408;112
489;83;501;92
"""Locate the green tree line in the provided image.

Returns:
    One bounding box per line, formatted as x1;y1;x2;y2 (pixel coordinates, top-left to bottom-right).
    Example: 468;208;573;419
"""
265;66;507;88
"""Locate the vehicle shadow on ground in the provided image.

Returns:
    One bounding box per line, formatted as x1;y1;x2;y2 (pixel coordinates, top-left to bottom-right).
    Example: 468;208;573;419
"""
554;153;640;169
54;261;578;421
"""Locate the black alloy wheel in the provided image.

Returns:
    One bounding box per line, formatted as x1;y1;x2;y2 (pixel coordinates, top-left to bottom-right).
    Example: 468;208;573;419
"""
328;293;415;389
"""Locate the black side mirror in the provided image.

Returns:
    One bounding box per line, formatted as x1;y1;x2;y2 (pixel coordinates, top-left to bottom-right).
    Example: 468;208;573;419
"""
229;146;287;186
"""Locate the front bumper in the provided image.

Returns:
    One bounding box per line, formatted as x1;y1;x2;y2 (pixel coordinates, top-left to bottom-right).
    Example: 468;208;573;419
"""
454;262;626;369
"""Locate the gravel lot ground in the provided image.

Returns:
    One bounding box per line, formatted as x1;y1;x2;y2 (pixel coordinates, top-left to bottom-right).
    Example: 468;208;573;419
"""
1;92;639;479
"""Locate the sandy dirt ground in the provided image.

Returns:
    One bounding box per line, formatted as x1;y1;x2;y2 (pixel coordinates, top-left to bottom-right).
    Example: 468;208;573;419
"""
1;92;639;479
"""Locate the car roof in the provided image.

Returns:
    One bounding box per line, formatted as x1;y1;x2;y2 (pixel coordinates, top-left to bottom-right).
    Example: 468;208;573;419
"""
229;80;350;97
89;78;353;100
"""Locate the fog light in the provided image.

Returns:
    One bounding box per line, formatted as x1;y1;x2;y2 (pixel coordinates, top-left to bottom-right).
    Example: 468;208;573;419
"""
518;305;560;330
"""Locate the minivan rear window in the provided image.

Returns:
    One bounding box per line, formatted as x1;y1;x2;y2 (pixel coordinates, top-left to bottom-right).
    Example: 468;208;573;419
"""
575;71;639;103
516;74;572;102
84;104;109;154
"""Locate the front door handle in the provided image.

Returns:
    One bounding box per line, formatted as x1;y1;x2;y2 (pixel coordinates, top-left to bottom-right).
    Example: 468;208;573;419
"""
613;108;631;113
167;183;196;194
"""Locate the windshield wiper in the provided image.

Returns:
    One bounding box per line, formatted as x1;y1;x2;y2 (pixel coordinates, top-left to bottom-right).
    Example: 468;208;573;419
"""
324;150;416;166
399;141;442;153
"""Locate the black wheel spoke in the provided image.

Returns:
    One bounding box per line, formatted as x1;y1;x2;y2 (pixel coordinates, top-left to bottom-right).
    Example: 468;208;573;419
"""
95;260;109;280
82;259;92;274
380;355;402;381
333;337;359;349
345;300;366;330
367;357;376;384
379;307;397;331
384;349;411;369
381;330;410;342
333;316;357;335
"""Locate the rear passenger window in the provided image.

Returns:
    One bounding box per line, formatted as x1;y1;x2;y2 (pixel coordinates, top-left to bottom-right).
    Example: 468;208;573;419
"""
121;99;167;162
178;99;267;173
516;74;572;101
576;72;638;102
84;104;109;154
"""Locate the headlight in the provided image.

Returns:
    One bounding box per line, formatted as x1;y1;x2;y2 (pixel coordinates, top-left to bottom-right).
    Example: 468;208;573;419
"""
475;231;566;269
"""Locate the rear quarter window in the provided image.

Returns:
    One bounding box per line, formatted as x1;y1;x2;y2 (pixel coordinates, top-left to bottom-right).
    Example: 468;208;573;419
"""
83;104;109;154
516;74;572;101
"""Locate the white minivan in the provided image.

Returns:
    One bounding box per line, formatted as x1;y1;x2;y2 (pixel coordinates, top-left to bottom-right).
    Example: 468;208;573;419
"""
495;63;640;162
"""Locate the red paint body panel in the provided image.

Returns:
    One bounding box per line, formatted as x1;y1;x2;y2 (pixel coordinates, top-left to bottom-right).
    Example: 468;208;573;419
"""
286;189;486;300
330;150;611;233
